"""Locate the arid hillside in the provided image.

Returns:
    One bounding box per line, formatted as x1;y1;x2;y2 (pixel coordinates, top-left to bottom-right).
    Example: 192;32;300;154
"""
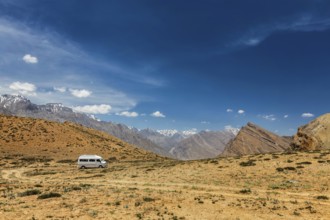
221;122;291;157
0;114;161;161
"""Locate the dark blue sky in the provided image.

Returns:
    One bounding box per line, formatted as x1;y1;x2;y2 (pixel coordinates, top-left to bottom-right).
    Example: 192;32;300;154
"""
0;0;329;134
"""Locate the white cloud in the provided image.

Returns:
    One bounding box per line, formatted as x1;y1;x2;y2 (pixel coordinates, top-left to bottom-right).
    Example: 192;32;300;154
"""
244;38;262;46
201;121;210;124
69;89;92;98
22;54;38;64
284;115;289;118
72;104;111;114
151;111;165;118
262;114;276;121
235;15;330;49
301;113;314;118
0;18;137;112
238;109;245;114
54;87;66;93
9;81;36;96
226;108;233;113
116;111;139;118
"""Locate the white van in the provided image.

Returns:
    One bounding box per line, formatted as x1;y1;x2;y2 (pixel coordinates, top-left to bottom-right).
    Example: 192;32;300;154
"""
77;155;107;169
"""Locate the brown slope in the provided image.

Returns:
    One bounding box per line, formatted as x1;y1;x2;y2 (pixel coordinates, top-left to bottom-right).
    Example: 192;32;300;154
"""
0;114;161;161
292;113;330;151
221;122;291;157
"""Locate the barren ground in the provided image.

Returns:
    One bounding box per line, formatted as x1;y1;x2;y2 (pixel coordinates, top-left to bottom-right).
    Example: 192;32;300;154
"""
1;150;330;219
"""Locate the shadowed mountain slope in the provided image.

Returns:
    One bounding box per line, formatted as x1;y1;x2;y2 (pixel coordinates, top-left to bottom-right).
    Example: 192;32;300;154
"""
170;131;236;160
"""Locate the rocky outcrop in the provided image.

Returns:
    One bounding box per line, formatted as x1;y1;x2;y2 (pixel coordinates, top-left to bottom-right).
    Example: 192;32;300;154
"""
221;122;291;157
292;113;330;151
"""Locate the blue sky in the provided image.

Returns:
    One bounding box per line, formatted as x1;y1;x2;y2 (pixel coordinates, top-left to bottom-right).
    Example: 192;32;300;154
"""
0;0;329;134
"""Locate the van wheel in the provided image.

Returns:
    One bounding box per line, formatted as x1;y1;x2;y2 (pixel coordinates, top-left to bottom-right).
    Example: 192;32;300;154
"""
99;165;103;168
81;166;86;169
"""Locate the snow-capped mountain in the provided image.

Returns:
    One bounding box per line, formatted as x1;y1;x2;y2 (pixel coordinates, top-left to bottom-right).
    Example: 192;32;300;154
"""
156;129;180;137
138;128;199;149
156;129;197;138
181;129;198;137
0;94;28;106
88;114;101;122
39;103;65;113
0;94;33;111
139;129;184;149
138;127;239;160
224;126;240;136
0;95;73;114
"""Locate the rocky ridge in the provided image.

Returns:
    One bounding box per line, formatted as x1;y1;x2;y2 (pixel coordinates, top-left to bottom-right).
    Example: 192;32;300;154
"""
221;122;291;157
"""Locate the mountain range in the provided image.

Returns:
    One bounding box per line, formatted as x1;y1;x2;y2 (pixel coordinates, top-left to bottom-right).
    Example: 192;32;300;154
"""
170;130;237;160
0;94;238;159
1;94;329;160
139;128;238;160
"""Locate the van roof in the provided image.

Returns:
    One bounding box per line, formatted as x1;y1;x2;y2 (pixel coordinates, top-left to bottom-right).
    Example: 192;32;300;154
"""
78;155;103;159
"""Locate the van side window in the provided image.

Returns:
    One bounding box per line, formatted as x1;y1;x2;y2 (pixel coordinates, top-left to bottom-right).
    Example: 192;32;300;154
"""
89;159;95;162
97;159;101;162
79;159;88;162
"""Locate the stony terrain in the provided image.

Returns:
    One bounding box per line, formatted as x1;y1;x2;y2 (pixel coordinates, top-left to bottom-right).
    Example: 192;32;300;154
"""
221;123;291;157
1;104;330;219
1;150;330;219
293;113;330;151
